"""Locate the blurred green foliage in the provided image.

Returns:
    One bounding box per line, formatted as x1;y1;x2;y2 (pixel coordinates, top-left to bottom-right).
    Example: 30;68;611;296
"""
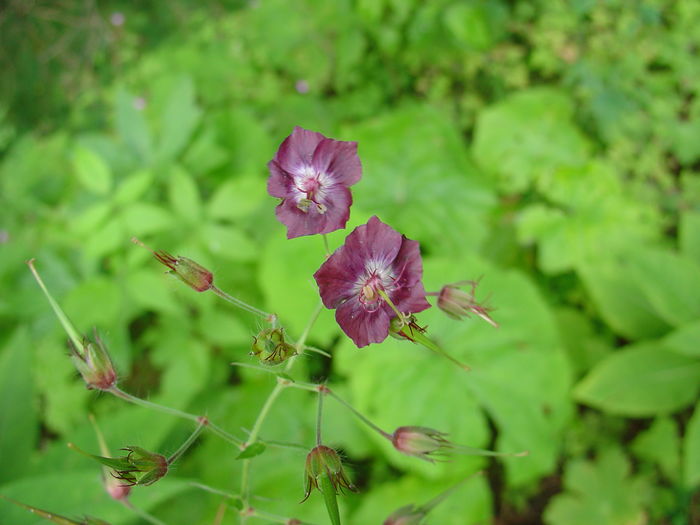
1;0;700;524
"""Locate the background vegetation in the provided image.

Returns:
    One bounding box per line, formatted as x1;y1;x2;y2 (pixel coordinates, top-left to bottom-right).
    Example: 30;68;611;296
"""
1;0;699;523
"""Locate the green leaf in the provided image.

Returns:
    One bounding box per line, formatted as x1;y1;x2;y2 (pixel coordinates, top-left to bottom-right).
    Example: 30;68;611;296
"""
156;76;201;163
115;88;152;163
626;248;700;327
167;165;202;223
71;145;112;195
121;202;174;236
201;224;257;262
680;211;700;266
443;0;507;51
236;442;266;460
574;342;700;416
578;255;671;340
0;329;38;484
473;88;590;192
662;320;700;357
113;170;153;205
207;176;267;221
544;449;648;525
631;417;680;482
684;402;700;488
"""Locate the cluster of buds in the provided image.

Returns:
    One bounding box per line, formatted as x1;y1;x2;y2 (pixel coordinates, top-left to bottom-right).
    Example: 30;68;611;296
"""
302;445;357;502
251;327;297;366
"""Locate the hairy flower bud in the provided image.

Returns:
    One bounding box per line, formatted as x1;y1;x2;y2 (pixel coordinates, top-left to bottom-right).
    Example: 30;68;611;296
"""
436;280;498;327
251;327;297;366
302;445;356;502
71;444;168;487
153;251;213;292
69;330;117;390
391;426;452;462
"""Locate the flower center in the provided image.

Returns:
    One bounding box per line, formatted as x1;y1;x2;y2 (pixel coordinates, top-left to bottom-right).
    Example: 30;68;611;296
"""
358;267;394;312
294;169;328;214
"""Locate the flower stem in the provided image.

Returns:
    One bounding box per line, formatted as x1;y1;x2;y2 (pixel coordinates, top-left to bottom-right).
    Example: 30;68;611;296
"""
107;386;242;446
121;499;169;525
421;471;483;514
210;285;273;320
167;420;206;465
26;259;83;350
376;289;404;320
316;387;324;446
326;389;393;440
322;234;331;257
239;301;324;523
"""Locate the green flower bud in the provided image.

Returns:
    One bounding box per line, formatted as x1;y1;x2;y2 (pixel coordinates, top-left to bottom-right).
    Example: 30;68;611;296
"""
302;445;356;502
70;444;168;487
69;330;117;391
153;251;213;292
251;327;297;366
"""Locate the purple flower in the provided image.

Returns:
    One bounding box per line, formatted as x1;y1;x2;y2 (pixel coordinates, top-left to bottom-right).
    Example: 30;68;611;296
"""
267;127;362;238
313;216;430;347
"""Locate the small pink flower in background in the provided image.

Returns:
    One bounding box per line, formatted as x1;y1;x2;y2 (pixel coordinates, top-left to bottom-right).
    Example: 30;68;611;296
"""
295;80;309;94
110;12;125;27
133;97;147;111
314;216;430;347
267;126;362;238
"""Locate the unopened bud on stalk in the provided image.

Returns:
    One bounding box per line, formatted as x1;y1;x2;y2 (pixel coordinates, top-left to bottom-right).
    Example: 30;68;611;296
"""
436;280;498;327
69;443;168;487
302;445;356;502
391;426;528;462
26;259;117;391
251;327;297;366
69;330;117;391
131;237;213;292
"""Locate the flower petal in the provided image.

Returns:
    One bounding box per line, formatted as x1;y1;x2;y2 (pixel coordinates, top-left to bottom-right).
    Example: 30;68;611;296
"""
274;127;325;173
312;138;362;186
276;185;353;239
336;297;391;347
266;159;294;199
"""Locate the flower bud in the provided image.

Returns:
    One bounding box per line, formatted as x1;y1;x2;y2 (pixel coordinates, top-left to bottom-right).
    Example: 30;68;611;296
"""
388;314;426;342
391;426;451;462
71;444;168;487
383;505;425;525
153;250;213;292
251;327;297;366
302;445;356;502
69;330;117;391
436;280;498;327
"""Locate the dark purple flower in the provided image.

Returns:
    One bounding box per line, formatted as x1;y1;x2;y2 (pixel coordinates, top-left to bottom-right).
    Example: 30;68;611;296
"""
313;216;430;347
267;127;362;238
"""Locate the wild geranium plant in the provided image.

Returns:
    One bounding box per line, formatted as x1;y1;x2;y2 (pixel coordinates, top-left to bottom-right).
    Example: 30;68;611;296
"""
21;126;521;525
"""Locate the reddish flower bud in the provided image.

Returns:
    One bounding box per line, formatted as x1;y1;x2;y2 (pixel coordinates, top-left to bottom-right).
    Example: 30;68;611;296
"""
69;330;117;391
302;445;356;502
436;280;498;327
251;327;297;366
391;426;452;463
153;251;213;292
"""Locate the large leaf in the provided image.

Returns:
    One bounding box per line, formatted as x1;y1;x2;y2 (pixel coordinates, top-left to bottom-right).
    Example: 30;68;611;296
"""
473;88;590;192
0;329;38;484
574;342;700;416
684;402;700;488
155;76;201;164
544;449;648;525
71;145;112;195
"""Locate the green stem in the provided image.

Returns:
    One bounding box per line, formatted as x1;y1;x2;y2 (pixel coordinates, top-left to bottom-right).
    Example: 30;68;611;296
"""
320;475;342;525
107;387;242;446
408;329;471;372
376;289;404;319
326;389;393;440
316;388;324;446
421;471;483;514
167;420;206;465
240;301;324;524
26;259;82;350
210;285;273;320
250;508;318;525
322;234;331;257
